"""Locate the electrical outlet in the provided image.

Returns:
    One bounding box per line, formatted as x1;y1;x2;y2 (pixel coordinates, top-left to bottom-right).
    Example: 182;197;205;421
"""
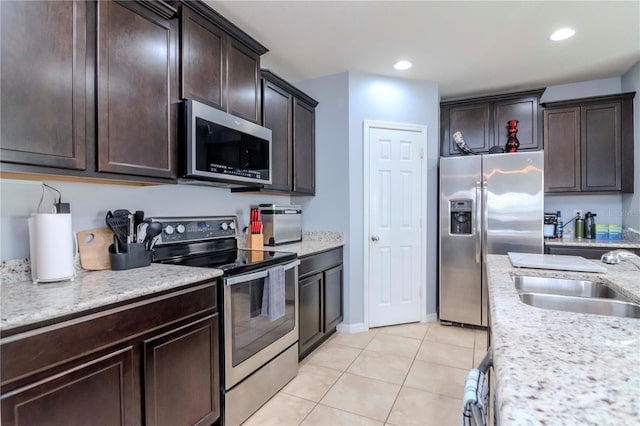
573;209;582;219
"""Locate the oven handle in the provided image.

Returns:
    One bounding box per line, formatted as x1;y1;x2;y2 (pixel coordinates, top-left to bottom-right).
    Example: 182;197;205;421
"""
223;259;300;286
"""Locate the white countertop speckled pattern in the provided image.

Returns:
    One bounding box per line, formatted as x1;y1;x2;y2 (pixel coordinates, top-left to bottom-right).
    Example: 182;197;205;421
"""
262;231;344;257
1;264;222;332
486;254;640;425
545;238;640;248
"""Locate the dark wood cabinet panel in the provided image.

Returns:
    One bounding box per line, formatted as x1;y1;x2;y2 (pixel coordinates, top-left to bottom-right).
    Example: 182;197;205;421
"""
0;0;87;170
581;103;621;191
545;245;640;259
544;107;580;192
97;0;177;178
441;90;544;157
143;315;219;426
293;98;316;195
448;103;491;154
299;273;324;356
1;346;138;426
228;39;261;123
543;92;634;194
323;264;344;332
298;247;343;360
1;281;218;426
494;96;540;151
181;6;225;110
262;80;293;191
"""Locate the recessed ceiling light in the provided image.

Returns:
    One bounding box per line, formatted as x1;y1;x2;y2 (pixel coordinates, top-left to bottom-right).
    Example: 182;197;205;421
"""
550;28;575;41
393;60;412;70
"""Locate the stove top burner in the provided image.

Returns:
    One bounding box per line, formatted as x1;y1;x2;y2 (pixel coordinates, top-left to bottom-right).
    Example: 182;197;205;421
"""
159;248;297;276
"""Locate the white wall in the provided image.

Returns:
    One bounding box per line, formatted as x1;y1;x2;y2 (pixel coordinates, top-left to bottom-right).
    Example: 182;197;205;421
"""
540;77;622;103
622;61;640;230
292;72;440;327
0;178;290;260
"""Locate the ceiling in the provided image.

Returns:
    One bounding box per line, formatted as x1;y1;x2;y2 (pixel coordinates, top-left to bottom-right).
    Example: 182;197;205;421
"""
209;1;640;100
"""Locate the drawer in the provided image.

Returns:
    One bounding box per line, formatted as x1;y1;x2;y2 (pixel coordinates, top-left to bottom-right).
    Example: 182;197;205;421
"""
299;247;343;278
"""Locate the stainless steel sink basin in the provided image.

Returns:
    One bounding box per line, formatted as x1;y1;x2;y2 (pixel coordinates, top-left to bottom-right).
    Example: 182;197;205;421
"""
519;292;640;319
513;275;625;300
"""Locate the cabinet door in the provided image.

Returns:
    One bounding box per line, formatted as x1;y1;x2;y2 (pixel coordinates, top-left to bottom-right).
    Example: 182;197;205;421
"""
0;0;86;170
293;99;316;194
581;103;621;191
448;103;491;154
299;273;324;357
323;264;344;332
181;6;226;110
544;107;580;192
227;39;261;123
493;96;540;151
263;80;293;191
97;0;177;178
1;346;138;426
143;315;219;426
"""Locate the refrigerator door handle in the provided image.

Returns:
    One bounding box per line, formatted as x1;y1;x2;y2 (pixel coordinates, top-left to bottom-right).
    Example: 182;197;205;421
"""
475;181;482;264
482;180;489;258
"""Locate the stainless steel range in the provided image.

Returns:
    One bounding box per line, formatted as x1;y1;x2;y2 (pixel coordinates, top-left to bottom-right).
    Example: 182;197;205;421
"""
150;216;299;426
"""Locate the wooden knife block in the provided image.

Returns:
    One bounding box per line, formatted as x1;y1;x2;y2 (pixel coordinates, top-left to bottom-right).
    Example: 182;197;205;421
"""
247;234;263;249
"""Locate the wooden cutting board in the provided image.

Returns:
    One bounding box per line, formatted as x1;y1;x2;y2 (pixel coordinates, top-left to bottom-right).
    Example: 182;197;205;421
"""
77;227;113;270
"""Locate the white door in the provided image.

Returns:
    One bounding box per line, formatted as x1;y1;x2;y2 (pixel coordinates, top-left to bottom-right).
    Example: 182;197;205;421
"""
365;121;426;328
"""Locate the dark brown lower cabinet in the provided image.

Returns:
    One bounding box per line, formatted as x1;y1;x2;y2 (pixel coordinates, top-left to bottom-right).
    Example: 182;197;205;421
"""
545;245;640;259
298;248;344;360
1;346;137;426
1;281;219;426
144;315;219;426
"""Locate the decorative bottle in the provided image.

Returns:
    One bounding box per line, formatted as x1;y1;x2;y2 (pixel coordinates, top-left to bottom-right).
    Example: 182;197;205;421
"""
505;120;520;153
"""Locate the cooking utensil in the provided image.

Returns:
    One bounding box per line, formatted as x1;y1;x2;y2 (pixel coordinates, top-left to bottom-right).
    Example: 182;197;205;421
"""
77;227;114;270
144;221;163;250
106;215;130;252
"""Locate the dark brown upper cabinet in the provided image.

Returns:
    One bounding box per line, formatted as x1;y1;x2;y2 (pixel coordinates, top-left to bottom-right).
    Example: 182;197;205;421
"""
97;1;178;179
441;89;544;156
259;70;318;195
179;2;267;124
0;0;87;171
542;92;635;194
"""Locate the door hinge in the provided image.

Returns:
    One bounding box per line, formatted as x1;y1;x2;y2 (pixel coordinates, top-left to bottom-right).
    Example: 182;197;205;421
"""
420;148;424;159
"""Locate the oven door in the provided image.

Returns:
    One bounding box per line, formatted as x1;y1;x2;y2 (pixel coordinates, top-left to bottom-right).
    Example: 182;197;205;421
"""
223;259;299;389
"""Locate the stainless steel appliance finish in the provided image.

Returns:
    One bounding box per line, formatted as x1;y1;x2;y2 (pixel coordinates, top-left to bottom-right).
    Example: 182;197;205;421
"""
259;204;302;246
439;151;544;326
150;216;299;426
184;99;272;186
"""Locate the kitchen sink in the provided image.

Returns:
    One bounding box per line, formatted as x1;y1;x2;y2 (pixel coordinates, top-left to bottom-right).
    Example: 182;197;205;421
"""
513;275;626;300
519;292;640;319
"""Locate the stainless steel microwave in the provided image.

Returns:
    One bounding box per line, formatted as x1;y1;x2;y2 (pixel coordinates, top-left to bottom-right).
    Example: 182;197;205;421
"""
184;99;272;185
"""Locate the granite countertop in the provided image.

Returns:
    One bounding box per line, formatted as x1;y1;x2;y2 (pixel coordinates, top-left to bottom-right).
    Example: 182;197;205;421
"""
545;237;640;248
256;231;345;257
1;231;344;334
1;264;222;333
486;254;640;424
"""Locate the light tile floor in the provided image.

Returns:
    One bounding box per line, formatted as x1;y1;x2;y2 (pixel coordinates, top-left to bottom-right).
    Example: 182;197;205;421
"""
243;321;488;426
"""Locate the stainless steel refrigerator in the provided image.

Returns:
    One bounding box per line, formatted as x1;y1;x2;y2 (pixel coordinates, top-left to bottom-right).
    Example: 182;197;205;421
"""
439;151;544;326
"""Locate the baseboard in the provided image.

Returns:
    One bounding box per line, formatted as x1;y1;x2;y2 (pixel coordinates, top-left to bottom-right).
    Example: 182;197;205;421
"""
422;313;438;323
336;322;367;334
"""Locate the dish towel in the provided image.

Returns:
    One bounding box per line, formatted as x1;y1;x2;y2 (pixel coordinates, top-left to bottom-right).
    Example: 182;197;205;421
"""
462;368;489;426
261;265;286;321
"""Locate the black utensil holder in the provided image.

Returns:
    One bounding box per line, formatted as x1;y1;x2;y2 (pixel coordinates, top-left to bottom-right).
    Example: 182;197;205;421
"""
109;243;152;270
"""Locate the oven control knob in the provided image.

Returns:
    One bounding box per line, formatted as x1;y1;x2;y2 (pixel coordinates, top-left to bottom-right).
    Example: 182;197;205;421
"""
221;222;229;230
164;225;175;235
229;222;236;230
176;224;186;234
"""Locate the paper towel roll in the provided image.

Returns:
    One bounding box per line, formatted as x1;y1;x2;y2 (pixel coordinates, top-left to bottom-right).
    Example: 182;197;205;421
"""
28;213;75;283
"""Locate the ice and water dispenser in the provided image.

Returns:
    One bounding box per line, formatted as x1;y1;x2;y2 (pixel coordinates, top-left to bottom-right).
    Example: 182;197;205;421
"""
450;200;472;235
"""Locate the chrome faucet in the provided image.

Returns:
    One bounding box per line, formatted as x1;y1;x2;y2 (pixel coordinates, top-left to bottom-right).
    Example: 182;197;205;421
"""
601;249;640;270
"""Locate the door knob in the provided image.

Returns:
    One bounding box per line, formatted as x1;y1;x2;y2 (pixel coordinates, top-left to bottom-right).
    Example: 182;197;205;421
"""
371;235;379;242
